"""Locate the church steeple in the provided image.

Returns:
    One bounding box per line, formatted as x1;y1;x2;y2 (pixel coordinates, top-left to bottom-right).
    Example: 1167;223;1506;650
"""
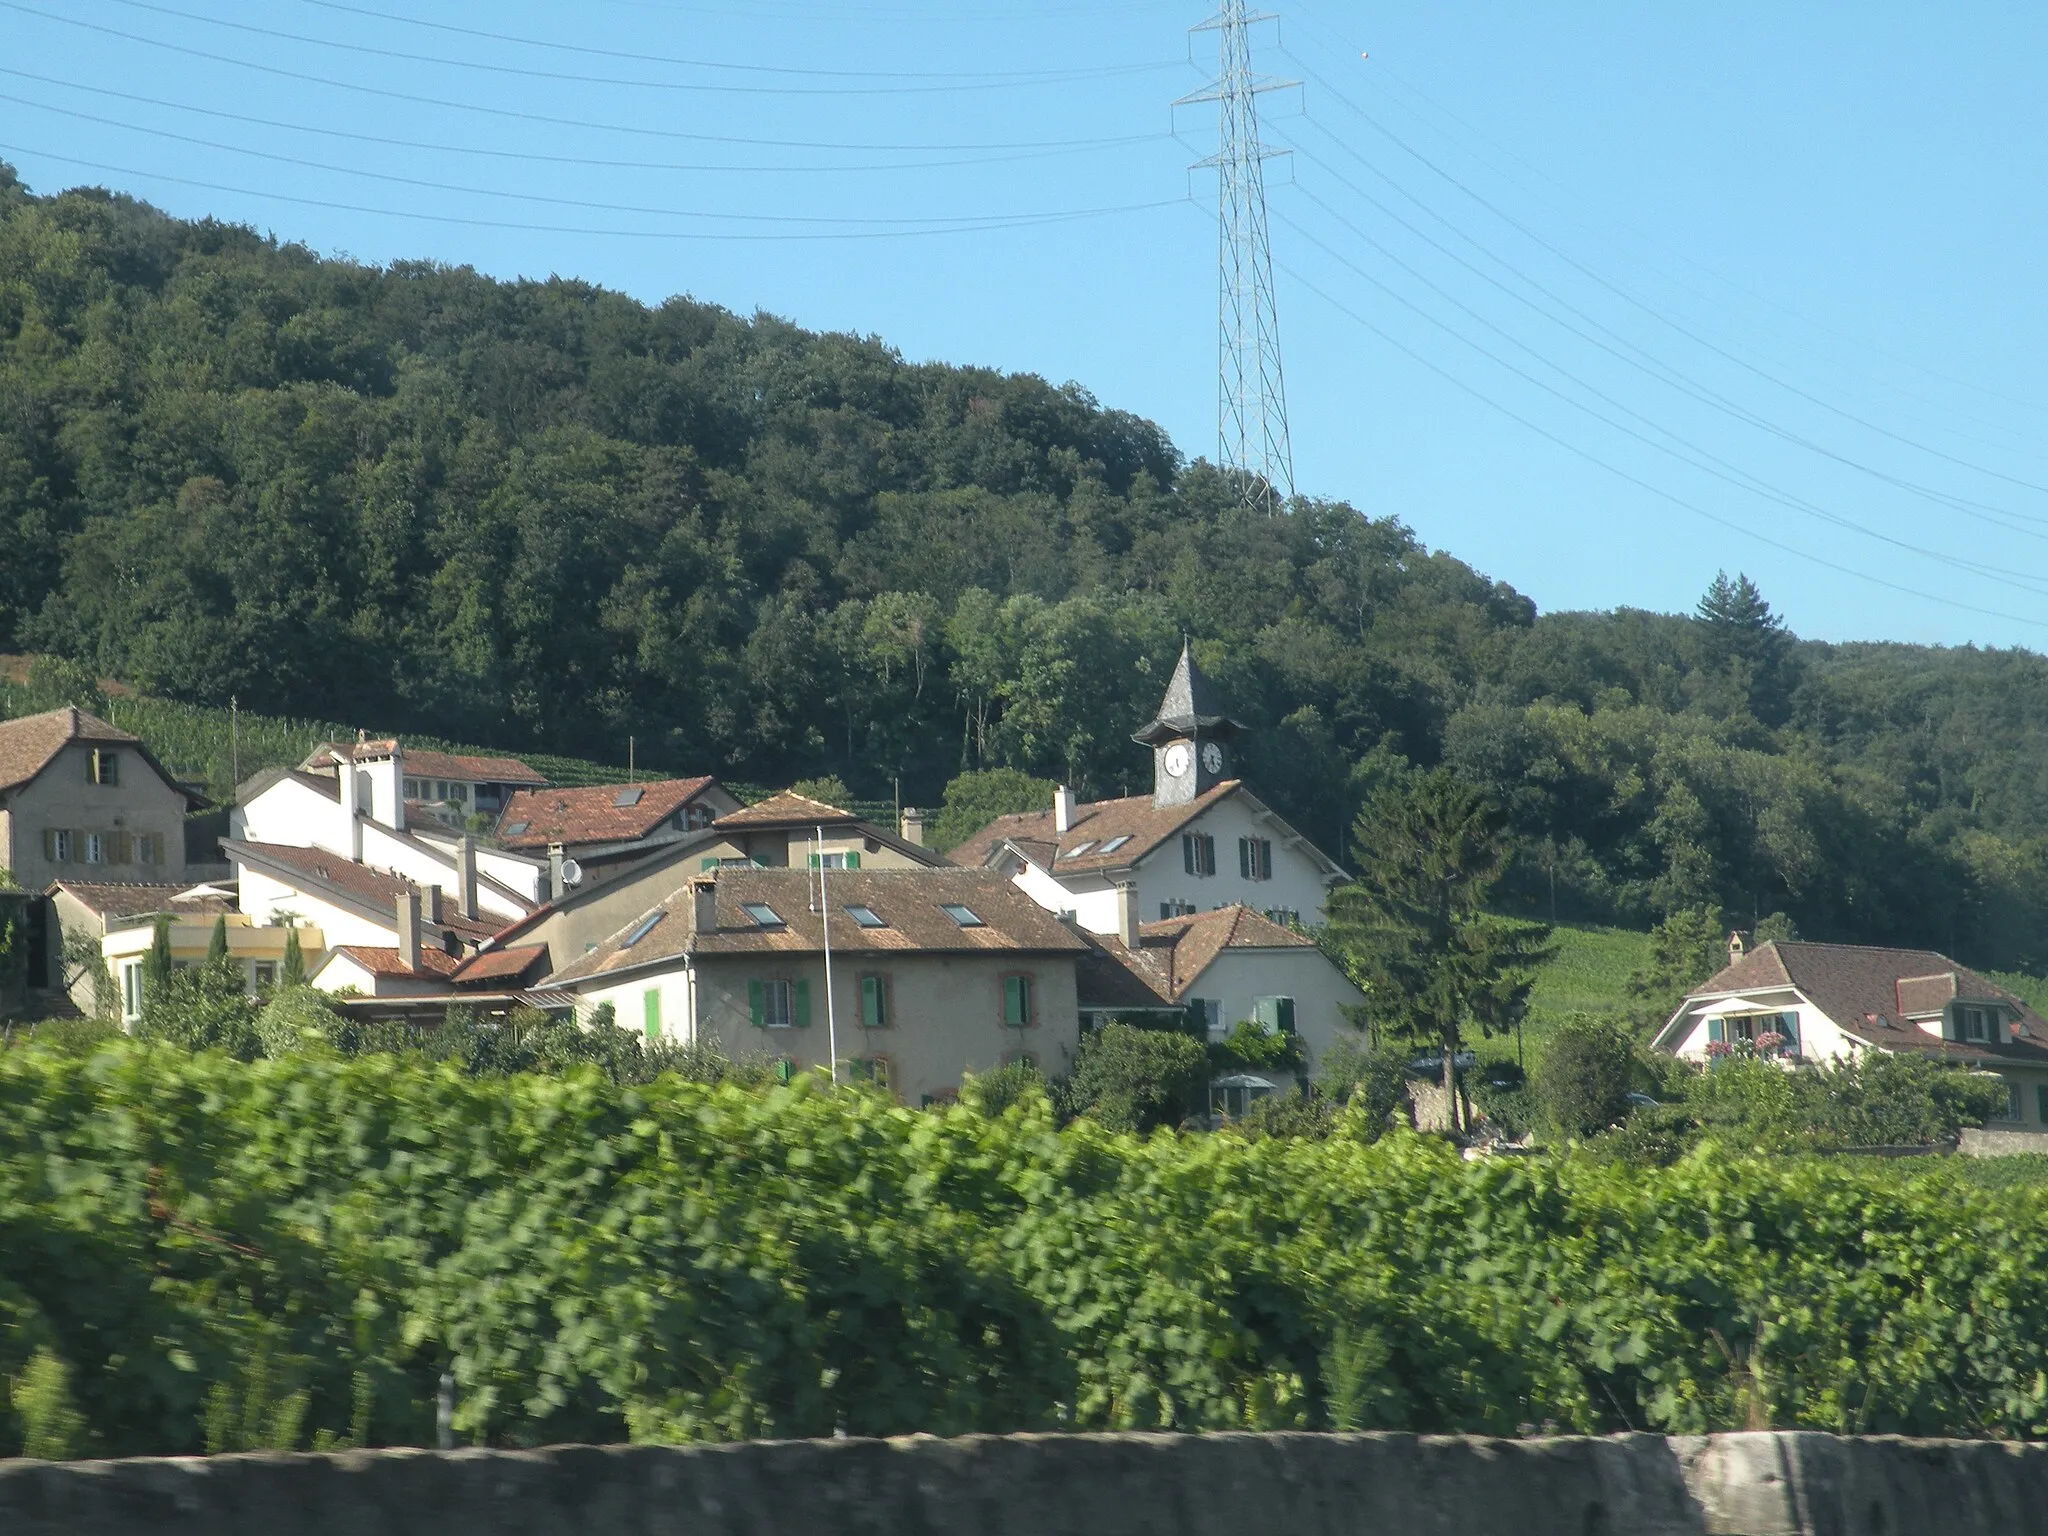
1133;642;1242;806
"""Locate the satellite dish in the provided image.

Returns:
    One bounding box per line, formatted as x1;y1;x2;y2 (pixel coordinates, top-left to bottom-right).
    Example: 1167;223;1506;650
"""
559;858;584;887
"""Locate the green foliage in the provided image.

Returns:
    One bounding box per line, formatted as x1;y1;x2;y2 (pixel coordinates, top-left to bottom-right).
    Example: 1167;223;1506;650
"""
1314;1037;1409;1144
787;775;852;807
8;1040;2048;1449
205;915;230;967
1059;1022;1208;1134
1218;1090;1336;1141
961;1059;1047;1118
928;767;1058;853
1683;1052;2008;1152
1211;1018;1301;1076
11;1349;87;1460
1530;1014;1638;1139
1627;905;1729;1026
279;925;307;989
143;915;174;1001
135;959;261;1060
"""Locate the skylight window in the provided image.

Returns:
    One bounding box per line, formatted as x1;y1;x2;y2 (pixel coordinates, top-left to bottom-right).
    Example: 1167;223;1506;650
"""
621;911;664;948
502;821;529;837
1097;835;1132;855
940;903;985;928
1059;841;1096;860
845;904;887;929
742;902;786;929
614;787;644;807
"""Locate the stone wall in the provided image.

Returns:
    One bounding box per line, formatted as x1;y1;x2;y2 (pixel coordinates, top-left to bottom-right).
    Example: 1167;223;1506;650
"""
1960;1125;2048;1157
7;1430;2048;1536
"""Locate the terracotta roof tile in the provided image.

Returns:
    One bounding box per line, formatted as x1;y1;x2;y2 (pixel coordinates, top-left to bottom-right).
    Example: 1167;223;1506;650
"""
497;778;718;849
327;944;461;980
1075;906;1315;1008
548;867;1088;985
713;790;861;829
949;782;1242;874
298;740;546;785
451;944;550;984
46;880;236;920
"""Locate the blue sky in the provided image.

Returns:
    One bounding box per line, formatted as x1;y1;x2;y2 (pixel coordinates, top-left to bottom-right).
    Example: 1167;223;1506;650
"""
7;0;2048;648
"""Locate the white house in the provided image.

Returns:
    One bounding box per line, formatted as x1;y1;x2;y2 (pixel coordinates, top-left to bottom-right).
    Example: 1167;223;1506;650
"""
1654;937;2048;1127
949;644;1347;935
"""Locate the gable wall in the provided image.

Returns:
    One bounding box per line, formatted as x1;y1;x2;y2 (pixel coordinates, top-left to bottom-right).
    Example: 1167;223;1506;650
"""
3;744;193;889
1176;946;1368;1077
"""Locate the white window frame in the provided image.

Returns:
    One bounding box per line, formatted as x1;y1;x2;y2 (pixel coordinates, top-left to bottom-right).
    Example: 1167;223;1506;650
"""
761;978;794;1029
83;832;105;865
121;961;143;1022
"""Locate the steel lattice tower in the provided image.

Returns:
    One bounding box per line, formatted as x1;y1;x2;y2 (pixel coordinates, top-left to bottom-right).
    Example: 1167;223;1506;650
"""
1178;0;1296;514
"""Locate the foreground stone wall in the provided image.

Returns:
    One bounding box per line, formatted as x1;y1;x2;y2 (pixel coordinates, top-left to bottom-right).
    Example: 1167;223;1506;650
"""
5;1430;2048;1536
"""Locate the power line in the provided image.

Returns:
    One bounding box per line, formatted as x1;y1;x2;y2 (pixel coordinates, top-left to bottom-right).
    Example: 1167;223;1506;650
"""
1277;257;2048;632
5;142;1185;242
1;94;1162;225
0;69;1171;171
77;0;1176;96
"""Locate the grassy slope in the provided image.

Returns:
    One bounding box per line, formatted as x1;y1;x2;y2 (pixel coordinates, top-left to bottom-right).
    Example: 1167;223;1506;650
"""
1472;922;1656;1067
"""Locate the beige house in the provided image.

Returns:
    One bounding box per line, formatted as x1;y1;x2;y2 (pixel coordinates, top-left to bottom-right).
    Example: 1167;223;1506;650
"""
1654;938;2048;1127
46;879;237;1016
546;867;1090;1105
101;911;325;1027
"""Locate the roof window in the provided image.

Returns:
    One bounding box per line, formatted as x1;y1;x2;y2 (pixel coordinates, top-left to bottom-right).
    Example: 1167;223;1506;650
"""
621;911;664;948
844;904;887;929
1059;841;1096;860
614;787;644;807
940;903;985;928
1097;835;1132;854
502;821;529;837
742;902;786;929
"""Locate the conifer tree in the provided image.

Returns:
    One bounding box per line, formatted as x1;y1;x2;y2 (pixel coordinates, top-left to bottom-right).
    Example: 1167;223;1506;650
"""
206;915;229;968
142;914;174;1002
280;925;306;989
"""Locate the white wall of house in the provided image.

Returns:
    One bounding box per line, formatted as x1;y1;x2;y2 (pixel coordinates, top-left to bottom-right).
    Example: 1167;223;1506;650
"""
1665;990;1861;1065
309;949;442;998
235;775;348;853
1176;946;1368;1077
235;864;397;947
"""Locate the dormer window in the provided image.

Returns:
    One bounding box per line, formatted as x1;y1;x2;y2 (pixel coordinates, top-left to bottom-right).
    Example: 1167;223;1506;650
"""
1958;1004;2002;1044
89;749;119;786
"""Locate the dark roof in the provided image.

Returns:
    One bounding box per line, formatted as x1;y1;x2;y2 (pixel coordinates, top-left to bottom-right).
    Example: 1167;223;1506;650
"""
321;941;549;986
1132;641;1242;746
1685;940;2048;1064
497;777;719;849
238;766;340;805
0;707;204;805
713;790;862;830
1077;905;1318;1009
46;880;236;920
222;839;498;944
297;740;547;786
948;782;1242;875
547;868;1088;985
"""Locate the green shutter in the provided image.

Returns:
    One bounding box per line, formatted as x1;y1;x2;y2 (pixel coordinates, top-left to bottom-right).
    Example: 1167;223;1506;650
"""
700;857;719;872
807;853;820;869
775;1057;795;1085
795;977;811;1028
844;850;860;869
42;828;57;861
748;979;765;1027
643;989;661;1039
1255;996;1279;1031
1004;975;1023;1027
1707;1018;1724;1044
861;974;884;1029
1275;997;1295;1036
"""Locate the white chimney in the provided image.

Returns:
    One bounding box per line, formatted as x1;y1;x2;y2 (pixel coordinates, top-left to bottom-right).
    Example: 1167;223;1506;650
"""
690;877;718;935
1054;785;1077;835
331;752;363;861
396;890;421;973
1117;883;1140;949
548;842;566;901
425;885;443;925
458;834;479;920
899;807;926;847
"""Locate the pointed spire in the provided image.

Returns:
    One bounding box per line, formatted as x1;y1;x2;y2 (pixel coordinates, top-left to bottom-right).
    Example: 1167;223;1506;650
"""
1132;641;1241;745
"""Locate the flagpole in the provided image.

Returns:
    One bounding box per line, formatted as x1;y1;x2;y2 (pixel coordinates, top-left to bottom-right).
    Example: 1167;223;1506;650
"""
817;825;838;1085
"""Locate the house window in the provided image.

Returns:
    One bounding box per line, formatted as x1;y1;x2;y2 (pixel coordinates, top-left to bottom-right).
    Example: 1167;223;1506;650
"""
1159;900;1196;920
1183;832;1216;877
621;911;665;948
1958;1005;2000;1044
43;828;72;864
1263;908;1301;928
807;851;859;870
1187;997;1223;1039
1003;974;1035;1028
643;988;662;1039
1097;835;1132;856
940;903;984;928
845;904;887;929
1997;1080;2023;1121
1724;1011;1800;1053
404;778;422;798
82;833;105;865
749;977;808;1030
859;973;890;1028
89;749;119;785
741;902;785;929
121;961;142;1021
253;961;277;991
138;832;163;866
1239;837;1273;881
1059;841;1096;861
2037;1084;2048;1125
1254;996;1297;1036
849;1055;892;1090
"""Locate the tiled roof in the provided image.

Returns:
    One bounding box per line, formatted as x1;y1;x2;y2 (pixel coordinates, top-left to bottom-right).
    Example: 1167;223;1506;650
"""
239;766;341;805
326;944;461;980
452;944;550;984
0;707;200;804
547;867;1089;985
323;941;549;985
496;777;718;849
298;740;546;785
1078;905;1317;1008
46;880;236;920
948;782;1241;875
713;790;861;829
1686;940;2048;1063
223;839;498;944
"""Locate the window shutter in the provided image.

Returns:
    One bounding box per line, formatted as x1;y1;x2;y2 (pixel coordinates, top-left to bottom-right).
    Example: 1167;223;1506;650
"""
1239;838;1250;878
844;850;860;869
1276;997;1296;1035
1183;835;1195;875
861;974;883;1029
807;853;820;869
1707;1018;1724;1044
643;989;661;1039
110;831;131;865
1004;976;1024;1027
748;979;765;1027
701;858;719;872
43;827;57;861
794;977;812;1028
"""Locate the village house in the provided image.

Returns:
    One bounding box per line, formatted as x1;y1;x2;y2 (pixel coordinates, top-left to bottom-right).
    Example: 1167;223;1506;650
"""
47;878;238;1017
547;867;1089;1105
494;776;742;883
948;644;1347;934
1654;936;2048;1127
296;737;547;823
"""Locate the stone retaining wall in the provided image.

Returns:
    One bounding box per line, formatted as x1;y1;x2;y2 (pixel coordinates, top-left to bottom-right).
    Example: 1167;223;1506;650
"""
6;1430;2048;1536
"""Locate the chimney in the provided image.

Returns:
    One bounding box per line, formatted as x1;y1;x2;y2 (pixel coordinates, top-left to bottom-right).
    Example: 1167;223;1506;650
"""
332;752;363;861
1728;931;1748;964
1054;785;1076;835
548;842;566;901
457;834;479;920
1116;883;1140;949
690;877;718;936
396;890;421;973
425;885;443;925
899;807;926;847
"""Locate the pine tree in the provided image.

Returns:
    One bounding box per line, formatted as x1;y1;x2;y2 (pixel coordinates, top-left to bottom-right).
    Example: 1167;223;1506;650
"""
206;915;230;968
1695;571;1795;722
280;925;306;989
142;914;174;1003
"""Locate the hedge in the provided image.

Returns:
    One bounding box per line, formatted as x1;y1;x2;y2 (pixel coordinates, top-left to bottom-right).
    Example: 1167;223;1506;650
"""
3;1039;2047;1455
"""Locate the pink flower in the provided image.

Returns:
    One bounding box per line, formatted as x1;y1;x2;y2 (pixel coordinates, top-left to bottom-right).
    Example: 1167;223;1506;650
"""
1704;1040;1732;1058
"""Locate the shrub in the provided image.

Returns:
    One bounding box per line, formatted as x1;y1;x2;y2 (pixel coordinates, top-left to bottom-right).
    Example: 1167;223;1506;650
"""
1219;1089;1336;1141
1059;1022;1208;1133
1211;1019;1302;1076
1685;1050;2006;1151
962;1059;1046;1118
1531;1014;1636;1139
1315;1037;1408;1144
134;959;261;1060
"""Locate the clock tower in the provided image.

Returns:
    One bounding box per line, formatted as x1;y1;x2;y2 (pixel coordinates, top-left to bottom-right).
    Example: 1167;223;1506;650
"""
1133;641;1242;807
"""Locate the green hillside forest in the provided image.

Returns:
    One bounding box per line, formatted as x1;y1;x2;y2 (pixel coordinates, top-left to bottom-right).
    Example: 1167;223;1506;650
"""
10;164;2048;965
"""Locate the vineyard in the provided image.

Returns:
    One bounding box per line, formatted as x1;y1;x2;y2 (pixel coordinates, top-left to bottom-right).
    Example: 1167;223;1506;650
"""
6;1039;2048;1458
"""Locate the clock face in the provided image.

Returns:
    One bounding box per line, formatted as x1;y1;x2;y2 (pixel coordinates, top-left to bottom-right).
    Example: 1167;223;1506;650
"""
1201;741;1225;775
1162;742;1192;778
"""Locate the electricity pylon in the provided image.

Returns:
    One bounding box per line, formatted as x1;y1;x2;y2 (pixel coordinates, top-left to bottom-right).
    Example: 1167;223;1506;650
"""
1177;0;1296;514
